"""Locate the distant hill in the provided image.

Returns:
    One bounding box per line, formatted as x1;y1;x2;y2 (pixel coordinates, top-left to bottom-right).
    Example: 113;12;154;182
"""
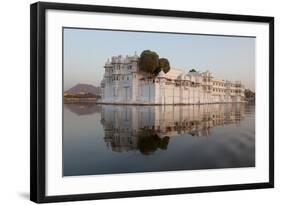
65;83;101;96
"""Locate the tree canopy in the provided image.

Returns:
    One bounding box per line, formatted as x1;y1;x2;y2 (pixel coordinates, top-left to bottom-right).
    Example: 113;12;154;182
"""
159;58;170;73
139;50;159;75
139;50;170;75
189;69;197;73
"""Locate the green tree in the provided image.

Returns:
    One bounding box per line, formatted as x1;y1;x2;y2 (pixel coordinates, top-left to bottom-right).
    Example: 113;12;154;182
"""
139;50;159;75
189;69;197;72
153;67;162;75
159;58;170;74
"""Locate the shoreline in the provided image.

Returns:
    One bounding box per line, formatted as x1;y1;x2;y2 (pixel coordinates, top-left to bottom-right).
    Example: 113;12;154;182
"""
95;101;248;106
63;99;252;106
64;97;98;104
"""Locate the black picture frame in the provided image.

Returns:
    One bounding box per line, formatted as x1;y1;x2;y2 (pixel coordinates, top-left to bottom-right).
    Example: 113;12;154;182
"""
30;1;274;203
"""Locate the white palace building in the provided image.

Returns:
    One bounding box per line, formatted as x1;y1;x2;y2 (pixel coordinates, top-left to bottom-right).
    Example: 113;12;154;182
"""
99;53;245;105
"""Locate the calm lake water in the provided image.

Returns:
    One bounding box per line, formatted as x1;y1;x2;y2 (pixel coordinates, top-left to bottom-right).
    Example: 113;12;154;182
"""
63;103;255;176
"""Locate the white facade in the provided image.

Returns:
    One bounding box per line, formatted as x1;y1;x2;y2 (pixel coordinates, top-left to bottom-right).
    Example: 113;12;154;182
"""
99;54;245;104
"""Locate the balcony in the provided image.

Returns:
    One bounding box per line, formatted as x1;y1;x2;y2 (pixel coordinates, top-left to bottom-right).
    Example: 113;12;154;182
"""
112;69;121;75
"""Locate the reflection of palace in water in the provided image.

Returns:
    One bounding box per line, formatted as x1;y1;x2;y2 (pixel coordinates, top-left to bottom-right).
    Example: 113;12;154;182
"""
100;104;245;155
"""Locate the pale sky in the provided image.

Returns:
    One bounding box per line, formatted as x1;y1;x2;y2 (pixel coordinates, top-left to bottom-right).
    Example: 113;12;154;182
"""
63;28;255;91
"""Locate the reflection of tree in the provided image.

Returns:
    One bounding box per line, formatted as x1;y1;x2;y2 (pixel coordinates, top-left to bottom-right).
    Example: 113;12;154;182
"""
137;129;169;155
